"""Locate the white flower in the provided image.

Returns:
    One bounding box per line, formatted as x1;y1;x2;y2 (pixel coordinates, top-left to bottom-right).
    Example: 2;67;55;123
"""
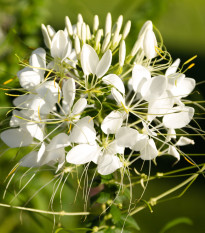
20;133;70;171
50;30;72;61
163;106;195;129
130;64;151;93
116;127;158;160
62;78;87;118
66;120;124;175
81;44;112;78
1;128;33;148
68;116;96;145
17;48;46;90
131;20;157;59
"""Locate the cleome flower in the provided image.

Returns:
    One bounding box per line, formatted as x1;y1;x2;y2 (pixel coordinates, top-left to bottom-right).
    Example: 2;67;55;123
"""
0;12;198;181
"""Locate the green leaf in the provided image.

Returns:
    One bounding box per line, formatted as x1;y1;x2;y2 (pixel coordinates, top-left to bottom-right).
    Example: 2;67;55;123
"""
121;214;140;231
101;175;113;184
55;228;64;233
96;192;110;203
110;205;121;224
159;217;193;233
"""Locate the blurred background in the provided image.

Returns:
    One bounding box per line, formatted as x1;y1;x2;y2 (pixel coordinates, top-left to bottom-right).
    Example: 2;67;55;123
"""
0;0;205;232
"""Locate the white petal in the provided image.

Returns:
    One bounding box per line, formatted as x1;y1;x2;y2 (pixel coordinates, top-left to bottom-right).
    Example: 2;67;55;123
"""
97;154;122;175
44;148;65;166
56;159;65;172
72;98;87;115
1;128;33;148
138;20;153;38
10;110;25;127
165;59;180;76
29;48;46;70
143;29;157;59
46;133;70;150
101;110;123;134
47;25;56;38
132;133;149;151
20;151;40;167
131;64;151;92
168;145;180;161
37;142;46;162
102;74;125;94
66;144;100;164
13;94;29;107
41;24;51;49
147;91;174;122
28;96;51;115
166;128;176;142
25;123;44;141
116;127;139;149
69;116;96;144
111;88;125;106
163;106;194;129
81;44;99;75
140;139;158;160
17;69;41;90
106;140;124;155
167;73;185;91
171;78;196;98
51;30;71;60
141;75;167;101
36;81;61;108
62;78;76;111
96;50;112;78
176;136;195;146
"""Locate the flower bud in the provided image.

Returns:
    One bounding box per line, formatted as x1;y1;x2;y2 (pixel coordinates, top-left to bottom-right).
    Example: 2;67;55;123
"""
93;15;99;33
119;40;126;67
105;12;112;35
77;13;83;23
86;25;91;41
41;24;51;49
81;23;87;44
77;22;82;39
122;20;131;39
101;32;111;53
47;25;55;39
131;36;143;57
65;16;73;36
95;29;103;50
75;35;81;58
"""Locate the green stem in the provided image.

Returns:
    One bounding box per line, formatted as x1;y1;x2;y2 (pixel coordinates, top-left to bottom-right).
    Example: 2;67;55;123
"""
130;164;205;216
0;203;90;216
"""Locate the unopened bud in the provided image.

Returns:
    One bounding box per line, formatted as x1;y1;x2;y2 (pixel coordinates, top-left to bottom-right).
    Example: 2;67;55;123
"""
101;32;111;53
138;20;153;38
41;24;51;49
119;40;126;67
131;36;143;57
81;23;86;44
93;15;99;33
86;25;91;41
77;22;82;39
47;25;55;39
65;16;73;36
105;12;112;35
122;20;131;39
116;15;123;33
95;29;103;49
75;35;81;58
77;13;83;23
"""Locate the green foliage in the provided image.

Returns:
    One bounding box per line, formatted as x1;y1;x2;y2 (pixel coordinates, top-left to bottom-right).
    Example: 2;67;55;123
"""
159;217;193;233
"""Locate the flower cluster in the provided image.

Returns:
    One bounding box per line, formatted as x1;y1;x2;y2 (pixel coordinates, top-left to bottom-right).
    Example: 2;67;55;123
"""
1;13;196;176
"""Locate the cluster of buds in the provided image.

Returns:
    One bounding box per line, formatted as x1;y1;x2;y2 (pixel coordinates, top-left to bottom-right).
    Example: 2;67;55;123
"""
1;13;196;176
